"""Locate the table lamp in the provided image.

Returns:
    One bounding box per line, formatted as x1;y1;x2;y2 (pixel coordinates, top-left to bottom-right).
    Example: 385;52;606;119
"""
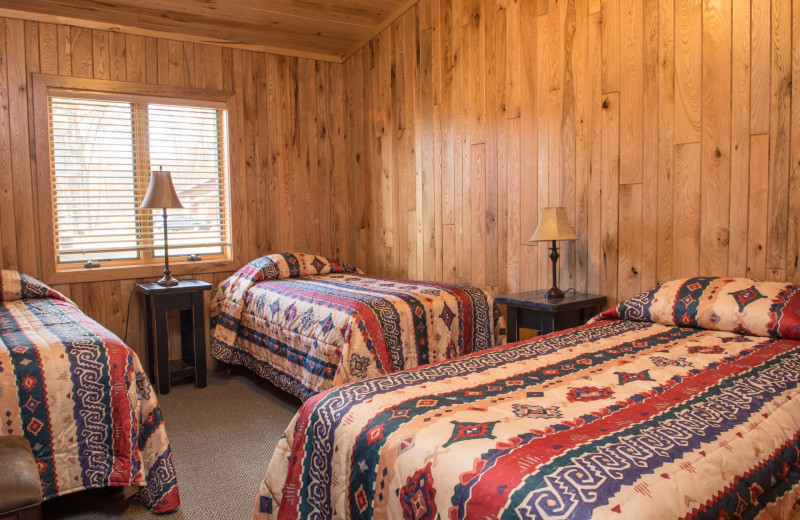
141;168;184;286
530;207;577;300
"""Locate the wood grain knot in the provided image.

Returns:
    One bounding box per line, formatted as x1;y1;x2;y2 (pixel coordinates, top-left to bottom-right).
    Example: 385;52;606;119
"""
714;149;721;158
602;100;609;109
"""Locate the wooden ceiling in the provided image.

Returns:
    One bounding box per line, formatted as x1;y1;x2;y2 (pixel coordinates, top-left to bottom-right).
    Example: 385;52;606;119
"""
0;0;417;62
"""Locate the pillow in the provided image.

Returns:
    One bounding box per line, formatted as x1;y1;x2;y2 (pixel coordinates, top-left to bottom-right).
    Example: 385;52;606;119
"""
211;253;360;327
0;270;70;303
597;277;800;340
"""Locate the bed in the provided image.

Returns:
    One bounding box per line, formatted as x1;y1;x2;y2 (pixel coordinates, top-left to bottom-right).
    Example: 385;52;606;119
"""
256;277;800;519
210;253;505;401
0;270;179;513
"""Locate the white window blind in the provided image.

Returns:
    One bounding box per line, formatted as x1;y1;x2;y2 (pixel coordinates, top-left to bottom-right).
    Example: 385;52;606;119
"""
48;93;230;265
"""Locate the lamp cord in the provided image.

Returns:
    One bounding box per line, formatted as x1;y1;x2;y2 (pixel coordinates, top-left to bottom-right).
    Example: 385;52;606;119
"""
123;286;136;343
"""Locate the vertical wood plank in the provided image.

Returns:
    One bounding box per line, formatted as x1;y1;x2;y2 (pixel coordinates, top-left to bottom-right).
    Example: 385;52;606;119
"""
92;29;109;80
640;0;659;290
70;27;92;78
536;14;550;290
6;19;37;274
674;0;702;144
788;0;800;282
600;0;619;92
618;0;643;185
471;143;487;288
750;0;770;135
673;142;701;277
38;23;58;75
600;92;619;305
572;0;589;294
57;25;71;76
587;12;603;294
125;34;145;82
0;20;17;269
617;183;642;301
747;134;770;279
657;0;675;283
506;116;521;292
699;0;731;276
728;0;750;277
766;0;791;269
109;32;126;81
520;2;539;246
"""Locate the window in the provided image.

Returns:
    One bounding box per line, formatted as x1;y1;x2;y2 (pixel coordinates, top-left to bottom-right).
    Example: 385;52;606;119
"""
45;88;230;269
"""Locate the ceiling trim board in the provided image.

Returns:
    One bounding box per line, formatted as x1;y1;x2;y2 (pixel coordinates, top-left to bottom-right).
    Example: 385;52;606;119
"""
0;7;344;63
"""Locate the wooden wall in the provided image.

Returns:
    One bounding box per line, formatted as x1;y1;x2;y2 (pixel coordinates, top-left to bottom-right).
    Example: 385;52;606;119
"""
345;0;800;307
3;0;800;364
0;16;356;364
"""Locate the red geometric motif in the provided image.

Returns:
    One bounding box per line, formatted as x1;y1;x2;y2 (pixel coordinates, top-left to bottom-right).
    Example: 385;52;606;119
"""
391;409;411;419
20;375;37;391
355;485;369;513
566;386;615;402
439;304;455;330
311;256;326;273
730;286;766;313
27;418;43;435
400;462;437;520
443;421;498;447
366;424;385;445
687;345;724;355
615;370;654;385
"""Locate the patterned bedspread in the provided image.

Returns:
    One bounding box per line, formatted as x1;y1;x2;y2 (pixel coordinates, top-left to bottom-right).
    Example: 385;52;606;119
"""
211;253;505;401
256;277;800;519
0;271;179;513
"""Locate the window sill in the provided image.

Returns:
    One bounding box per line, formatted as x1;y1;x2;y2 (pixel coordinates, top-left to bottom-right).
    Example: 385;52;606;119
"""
45;258;238;285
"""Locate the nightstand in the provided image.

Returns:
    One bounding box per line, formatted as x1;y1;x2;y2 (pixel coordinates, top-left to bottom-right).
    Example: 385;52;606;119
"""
136;279;212;394
495;290;606;342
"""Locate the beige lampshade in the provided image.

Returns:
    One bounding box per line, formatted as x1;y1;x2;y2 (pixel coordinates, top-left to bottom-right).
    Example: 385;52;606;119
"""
529;207;577;242
141;170;184;209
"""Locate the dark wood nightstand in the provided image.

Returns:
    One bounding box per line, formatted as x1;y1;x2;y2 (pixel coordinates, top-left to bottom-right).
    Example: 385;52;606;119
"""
136;279;212;394
495;290;606;342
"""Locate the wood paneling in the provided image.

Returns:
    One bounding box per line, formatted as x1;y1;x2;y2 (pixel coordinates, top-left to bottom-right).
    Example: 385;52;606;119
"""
344;0;800;306
0;16;354;366
0;0;418;62
4;0;800;367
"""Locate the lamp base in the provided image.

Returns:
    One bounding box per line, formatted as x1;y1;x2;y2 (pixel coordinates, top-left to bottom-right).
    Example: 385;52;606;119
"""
544;286;566;300
156;274;179;287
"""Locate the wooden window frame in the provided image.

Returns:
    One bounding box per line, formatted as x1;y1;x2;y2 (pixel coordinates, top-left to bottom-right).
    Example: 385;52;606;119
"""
33;74;241;284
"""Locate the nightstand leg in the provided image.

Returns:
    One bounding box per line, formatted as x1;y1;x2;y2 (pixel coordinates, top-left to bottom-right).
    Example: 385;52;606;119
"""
541;314;555;335
191;291;207;388
144;296;155;391
507;307;519;343
154;299;170;395
180;309;194;370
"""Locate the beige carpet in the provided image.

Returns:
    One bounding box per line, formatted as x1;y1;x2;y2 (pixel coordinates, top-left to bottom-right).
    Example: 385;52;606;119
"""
42;370;301;520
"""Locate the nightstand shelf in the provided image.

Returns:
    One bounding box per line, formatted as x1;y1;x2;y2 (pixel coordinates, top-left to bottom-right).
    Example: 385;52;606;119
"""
495;290;606;342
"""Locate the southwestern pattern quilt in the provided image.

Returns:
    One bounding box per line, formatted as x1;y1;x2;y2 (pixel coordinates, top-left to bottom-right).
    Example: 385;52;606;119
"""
211;253;505;401
0;270;179;513
256;277;800;519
